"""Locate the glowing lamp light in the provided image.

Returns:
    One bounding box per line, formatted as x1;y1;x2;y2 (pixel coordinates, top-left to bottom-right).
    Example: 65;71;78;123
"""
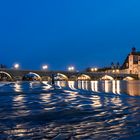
116;69;120;73
91;68;94;72
14;63;20;69
68;66;75;71
91;68;98;72
42;65;48;70
94;68;98;71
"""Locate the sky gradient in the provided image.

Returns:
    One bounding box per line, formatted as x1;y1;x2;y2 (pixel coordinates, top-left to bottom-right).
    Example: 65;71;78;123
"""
0;0;140;70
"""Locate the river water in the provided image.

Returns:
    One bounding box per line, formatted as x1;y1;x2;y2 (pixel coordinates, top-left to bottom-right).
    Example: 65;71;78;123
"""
0;80;140;140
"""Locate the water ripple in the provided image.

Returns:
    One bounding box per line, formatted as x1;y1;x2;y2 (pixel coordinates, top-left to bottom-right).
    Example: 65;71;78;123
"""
0;81;140;139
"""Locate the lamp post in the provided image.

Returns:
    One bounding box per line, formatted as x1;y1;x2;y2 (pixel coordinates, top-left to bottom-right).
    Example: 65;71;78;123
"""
42;65;49;81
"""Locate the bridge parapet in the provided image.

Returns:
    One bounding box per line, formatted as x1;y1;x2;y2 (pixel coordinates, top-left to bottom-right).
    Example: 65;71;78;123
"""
0;69;138;81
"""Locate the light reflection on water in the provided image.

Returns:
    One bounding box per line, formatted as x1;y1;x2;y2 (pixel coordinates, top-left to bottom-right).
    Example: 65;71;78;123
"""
0;81;140;139
91;81;98;92
59;80;140;96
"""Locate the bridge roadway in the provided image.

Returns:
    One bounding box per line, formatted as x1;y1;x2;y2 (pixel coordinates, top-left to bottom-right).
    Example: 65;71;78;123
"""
0;68;138;81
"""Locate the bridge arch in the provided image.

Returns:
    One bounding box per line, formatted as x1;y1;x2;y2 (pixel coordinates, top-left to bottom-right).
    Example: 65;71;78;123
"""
77;74;91;80
0;71;13;81
101;75;114;80
22;72;42;81
41;76;51;81
123;76;135;81
56;73;68;81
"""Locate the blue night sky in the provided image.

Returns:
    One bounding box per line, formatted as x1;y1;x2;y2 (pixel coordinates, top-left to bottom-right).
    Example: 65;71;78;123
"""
0;0;140;70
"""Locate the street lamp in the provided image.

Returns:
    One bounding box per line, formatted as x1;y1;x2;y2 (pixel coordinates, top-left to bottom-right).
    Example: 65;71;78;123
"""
116;69;120;73
68;66;75;72
94;68;98;72
91;68;94;72
42;65;48;70
14;63;20;69
91;67;98;72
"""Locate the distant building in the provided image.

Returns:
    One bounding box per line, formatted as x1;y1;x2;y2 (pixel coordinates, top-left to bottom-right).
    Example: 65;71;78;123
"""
121;47;140;75
86;47;140;78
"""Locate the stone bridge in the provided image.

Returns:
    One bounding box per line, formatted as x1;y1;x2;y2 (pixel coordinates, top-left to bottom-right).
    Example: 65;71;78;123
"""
0;68;138;81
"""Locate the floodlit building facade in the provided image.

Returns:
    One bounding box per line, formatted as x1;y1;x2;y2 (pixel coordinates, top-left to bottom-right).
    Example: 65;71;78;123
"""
121;47;140;76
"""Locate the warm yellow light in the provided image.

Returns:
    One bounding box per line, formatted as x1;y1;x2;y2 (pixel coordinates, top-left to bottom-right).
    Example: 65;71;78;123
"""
116;69;120;73
91;68;94;72
91;67;98;72
94;68;98;71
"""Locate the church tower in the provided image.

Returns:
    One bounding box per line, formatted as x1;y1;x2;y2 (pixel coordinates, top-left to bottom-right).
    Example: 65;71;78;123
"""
128;47;140;74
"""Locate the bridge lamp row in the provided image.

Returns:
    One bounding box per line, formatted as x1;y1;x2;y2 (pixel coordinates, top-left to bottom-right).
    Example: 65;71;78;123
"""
91;68;98;72
112;69;120;73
